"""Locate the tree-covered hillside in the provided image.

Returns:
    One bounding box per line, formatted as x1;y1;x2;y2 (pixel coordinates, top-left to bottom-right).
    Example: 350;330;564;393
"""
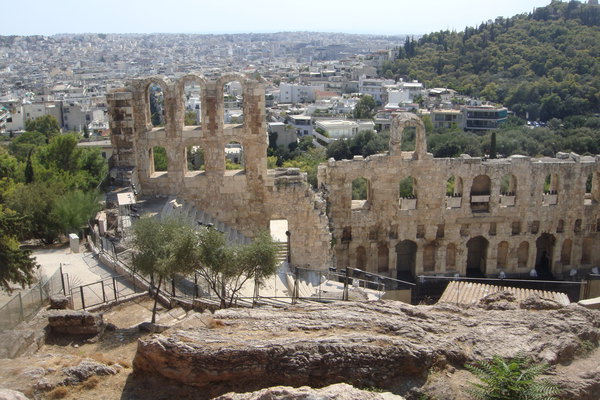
380;0;600;121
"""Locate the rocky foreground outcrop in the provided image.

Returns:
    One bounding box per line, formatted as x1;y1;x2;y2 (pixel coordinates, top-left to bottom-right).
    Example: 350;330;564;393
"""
214;383;405;400
132;298;600;399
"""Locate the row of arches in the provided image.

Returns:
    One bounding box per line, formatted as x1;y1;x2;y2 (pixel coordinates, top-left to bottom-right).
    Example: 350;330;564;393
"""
350;171;600;211
351;234;597;281
149;142;245;175
142;74;250;131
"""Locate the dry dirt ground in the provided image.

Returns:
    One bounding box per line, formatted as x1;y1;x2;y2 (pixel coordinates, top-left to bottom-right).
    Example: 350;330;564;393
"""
0;297;599;400
0;296;213;400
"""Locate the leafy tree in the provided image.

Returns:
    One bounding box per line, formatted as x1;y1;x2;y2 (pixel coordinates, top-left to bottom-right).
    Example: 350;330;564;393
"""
0;147;19;180
153;146;168;171
353;95;377;119
282;147;326;188
9;131;46;161
326;139;351;160
25;115;60;142
195;228;278;308
24;151;34;184
52;190;101;236
7;182;61;244
132;216;199;323
0;206;39;293
184;110;197;126
465;354;560;400
36;133;82;173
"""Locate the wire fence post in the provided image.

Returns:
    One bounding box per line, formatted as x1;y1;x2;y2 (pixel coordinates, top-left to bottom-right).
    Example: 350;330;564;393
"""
101;280;106;303
18;292;24;321
60;265;66;295
113;277;118;301
80;286;86;310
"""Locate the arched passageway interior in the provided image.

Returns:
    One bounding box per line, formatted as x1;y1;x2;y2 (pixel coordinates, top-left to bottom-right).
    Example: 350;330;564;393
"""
466;236;488;277
396;240;417;282
535;233;555;279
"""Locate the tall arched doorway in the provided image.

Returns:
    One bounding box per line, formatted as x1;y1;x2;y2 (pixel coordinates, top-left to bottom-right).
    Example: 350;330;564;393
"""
535;233;555;279
396;240;417;281
466;236;489;277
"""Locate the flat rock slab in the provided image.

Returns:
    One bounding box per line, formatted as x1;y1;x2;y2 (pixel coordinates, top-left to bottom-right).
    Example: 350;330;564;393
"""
214;383;405;400
133;301;600;397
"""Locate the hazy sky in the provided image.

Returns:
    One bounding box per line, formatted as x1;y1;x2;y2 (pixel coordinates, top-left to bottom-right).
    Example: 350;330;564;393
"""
3;0;552;36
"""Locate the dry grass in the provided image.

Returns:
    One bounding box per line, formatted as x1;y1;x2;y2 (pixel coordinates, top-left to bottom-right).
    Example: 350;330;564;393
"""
82;376;100;390
117;359;131;369
89;353;114;365
47;386;69;399
206;317;225;329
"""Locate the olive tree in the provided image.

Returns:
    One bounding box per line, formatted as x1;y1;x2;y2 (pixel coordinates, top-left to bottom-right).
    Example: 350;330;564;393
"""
195;228;278;308
132;216;198;323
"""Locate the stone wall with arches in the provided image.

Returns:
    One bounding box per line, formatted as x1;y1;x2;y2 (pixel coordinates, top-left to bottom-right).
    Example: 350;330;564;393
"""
318;113;600;280
107;74;331;270
108;76;600;278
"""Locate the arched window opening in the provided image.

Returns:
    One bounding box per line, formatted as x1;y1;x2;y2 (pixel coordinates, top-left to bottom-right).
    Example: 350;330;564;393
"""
356;246;367;270
423;243;436;272
351;177;370;210
446;176;462;208
497;241;509;270
152;146;168;173
542;174;559;205
581;238;594;265
223;81;243;125
225;141;244;172
400;126;416;151
535;233;555;279
396;240;417;281
574;219;582;234
446;243;456;269
500;174;517;207
399;176;416;210
560;239;572;267
183;82;201;126
377;243;389;273
584;172;600;205
517;241;529;269
186;146;205;174
466;236;489;277
556;219;565;233
148;84;164;128
470;175;491;213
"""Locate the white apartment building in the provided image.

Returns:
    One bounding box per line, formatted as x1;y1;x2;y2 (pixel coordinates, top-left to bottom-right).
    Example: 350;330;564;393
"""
315;119;375;138
279;83;325;103
358;75;395;105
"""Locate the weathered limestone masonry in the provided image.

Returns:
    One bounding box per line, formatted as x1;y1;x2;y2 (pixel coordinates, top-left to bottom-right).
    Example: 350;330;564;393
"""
108;74;600;280
106;74;331;270
318;112;600;280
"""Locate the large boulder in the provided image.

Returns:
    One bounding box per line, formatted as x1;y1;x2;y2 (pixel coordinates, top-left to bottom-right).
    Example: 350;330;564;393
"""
0;389;29;400
47;310;104;336
132;301;600;398
214;383;405;400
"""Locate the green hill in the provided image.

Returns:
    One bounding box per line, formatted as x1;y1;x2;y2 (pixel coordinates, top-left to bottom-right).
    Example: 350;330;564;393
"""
380;0;600;121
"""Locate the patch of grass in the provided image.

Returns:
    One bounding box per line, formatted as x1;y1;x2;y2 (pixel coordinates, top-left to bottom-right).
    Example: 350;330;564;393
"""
47;386;69;399
90;353;114;365
576;339;598;358
361;386;385;392
117;359;131;369
82;376;100;390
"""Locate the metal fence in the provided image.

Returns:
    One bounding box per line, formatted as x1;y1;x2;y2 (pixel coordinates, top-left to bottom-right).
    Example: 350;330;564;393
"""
69;274;142;310
0;267;67;331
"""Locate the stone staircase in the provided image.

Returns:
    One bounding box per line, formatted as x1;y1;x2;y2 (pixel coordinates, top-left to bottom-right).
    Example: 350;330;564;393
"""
160;197;251;246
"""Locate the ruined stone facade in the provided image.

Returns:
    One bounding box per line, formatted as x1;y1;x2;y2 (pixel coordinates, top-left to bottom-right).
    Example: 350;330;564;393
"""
107;74;331;270
108;74;600;280
319;113;600;280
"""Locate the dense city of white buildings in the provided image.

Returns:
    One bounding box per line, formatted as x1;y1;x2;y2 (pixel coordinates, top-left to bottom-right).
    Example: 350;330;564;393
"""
0;33;507;146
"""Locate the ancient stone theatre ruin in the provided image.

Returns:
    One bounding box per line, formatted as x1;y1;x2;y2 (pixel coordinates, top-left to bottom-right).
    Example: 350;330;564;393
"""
108;73;600;281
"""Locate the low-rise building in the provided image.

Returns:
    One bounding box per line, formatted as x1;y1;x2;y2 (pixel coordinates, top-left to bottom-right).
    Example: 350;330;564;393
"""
431;109;464;130
315;119;375;138
464;105;508;131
